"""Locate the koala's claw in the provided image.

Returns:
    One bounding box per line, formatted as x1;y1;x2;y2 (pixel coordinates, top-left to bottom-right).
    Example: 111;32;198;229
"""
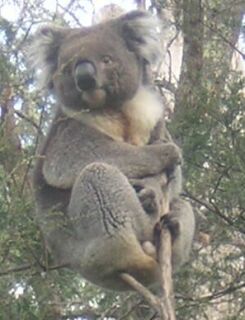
160;214;180;241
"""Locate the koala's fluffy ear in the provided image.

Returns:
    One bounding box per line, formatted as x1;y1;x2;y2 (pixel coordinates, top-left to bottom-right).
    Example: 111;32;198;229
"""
29;26;67;89
120;11;161;65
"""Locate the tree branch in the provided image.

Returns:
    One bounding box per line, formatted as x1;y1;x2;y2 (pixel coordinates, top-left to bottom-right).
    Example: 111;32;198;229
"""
15;109;43;134
121;273;160;312
0;262;67;277
186;191;245;234
0;264;33;276
158;224;176;320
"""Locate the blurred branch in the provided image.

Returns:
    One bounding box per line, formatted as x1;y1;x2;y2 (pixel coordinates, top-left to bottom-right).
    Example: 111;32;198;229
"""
206;281;245;301
202;0;245;59
155;79;177;94
185;191;245;234
0;86;21;151
177;279;245;303
118;299;145;320
61;308;99;320
0;262;67;277
15;110;42;134
99;293;137;320
58;0;82;26
0;264;33;276
204;21;245;59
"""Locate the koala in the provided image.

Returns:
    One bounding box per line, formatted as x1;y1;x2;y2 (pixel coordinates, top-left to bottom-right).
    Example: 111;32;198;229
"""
30;10;195;291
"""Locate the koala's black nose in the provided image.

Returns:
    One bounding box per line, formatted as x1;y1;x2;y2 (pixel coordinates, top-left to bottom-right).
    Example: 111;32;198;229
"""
74;61;96;91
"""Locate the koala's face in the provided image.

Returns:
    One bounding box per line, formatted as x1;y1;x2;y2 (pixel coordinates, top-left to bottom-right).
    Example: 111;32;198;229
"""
54;27;140;111
30;11;161;112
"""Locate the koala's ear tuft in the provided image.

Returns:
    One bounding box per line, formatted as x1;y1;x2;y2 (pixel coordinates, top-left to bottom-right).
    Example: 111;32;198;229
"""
28;26;67;89
120;11;161;65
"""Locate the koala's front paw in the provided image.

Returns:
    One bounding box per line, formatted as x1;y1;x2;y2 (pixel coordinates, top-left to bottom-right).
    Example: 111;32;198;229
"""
157;143;182;173
132;182;158;215
138;188;159;215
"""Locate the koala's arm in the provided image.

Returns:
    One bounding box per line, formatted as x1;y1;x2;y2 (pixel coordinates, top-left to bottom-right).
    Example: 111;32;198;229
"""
41;113;181;189
149;118;183;198
152;120;196;266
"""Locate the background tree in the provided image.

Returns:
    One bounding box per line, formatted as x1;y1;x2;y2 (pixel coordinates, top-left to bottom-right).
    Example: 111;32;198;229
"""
0;0;244;319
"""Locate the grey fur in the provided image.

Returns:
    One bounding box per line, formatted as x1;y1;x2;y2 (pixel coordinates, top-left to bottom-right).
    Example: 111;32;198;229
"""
31;11;195;291
28;26;67;89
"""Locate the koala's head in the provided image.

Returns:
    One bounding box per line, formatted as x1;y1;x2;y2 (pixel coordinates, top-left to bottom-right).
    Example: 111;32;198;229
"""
30;11;161;112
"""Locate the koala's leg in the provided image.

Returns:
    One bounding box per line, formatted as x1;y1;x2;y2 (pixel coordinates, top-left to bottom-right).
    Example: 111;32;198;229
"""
67;162;160;290
158;198;195;270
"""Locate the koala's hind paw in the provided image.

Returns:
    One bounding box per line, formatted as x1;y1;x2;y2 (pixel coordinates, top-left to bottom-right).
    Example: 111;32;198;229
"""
160;214;180;241
142;241;157;259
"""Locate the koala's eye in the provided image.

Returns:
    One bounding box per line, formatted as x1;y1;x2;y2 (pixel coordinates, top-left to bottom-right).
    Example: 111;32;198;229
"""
102;56;112;65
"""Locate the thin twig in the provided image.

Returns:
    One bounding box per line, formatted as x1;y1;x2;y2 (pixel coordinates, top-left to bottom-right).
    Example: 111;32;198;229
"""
99;293;136;320
15;110;42;134
0;262;67;277
0;264;33;276
120;273;161;313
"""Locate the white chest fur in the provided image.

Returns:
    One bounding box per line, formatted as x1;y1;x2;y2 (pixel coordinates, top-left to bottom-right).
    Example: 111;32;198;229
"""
63;87;164;146
121;87;163;145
